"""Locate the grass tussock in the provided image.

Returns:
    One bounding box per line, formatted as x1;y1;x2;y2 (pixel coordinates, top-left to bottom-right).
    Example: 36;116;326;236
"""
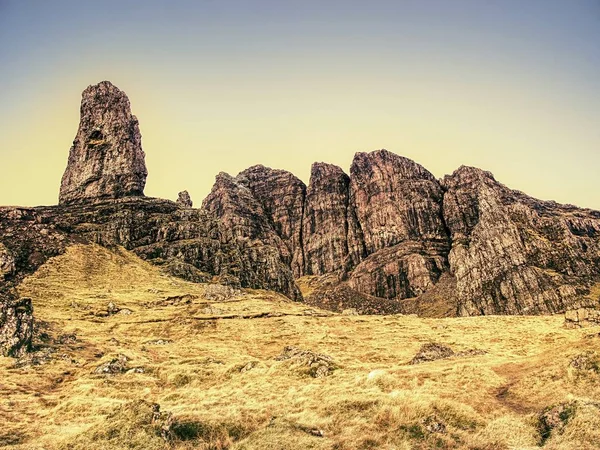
0;244;598;449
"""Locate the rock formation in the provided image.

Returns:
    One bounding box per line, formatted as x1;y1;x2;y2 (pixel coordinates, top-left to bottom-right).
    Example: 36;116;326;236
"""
564;308;600;328
203;149;600;316
1;78;600;356
345;150;450;300
443;166;600;315
201;172;302;299
59;81;147;205
349;150;448;254
0;242;15;280
0;293;33;357
237;165;306;277
302;163;352;276
176;191;193;208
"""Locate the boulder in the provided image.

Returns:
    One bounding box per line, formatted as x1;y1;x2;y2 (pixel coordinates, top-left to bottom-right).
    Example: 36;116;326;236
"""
565;308;600;328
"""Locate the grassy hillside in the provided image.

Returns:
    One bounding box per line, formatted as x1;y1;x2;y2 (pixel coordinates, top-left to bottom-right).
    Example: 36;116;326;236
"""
1;244;599;449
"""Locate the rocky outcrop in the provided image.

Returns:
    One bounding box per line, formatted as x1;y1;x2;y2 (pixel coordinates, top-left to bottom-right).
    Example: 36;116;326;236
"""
59;81;147;205
204;149;600;315
0;206;72;297
237;165;306;277
0;197;302;303
347;241;447;300
345;150;450;300
564;308;600;328
204;151;453;303
176;191;193;208
0;242;15;280
202;173;285;251
202;171;302;299
302;163;352;276
297;275;405;315
349;150;448;253
443;166;600;315
0;293;33;357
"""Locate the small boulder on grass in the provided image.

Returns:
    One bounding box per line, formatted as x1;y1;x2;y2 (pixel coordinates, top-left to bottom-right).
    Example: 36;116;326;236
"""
95;354;129;374
275;346;338;378
94;354;143;375
569;351;599;373
409;343;455;364
422;415;447;434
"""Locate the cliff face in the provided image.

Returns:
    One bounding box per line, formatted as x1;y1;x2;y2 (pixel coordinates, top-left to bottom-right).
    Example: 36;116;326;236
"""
2;80;600;328
302;163;352;276
442;166;600;315
0;198;302;301
236;165;306;278
201;172;301;299
59;81;147;205
345;150;450;300
349;150;448;253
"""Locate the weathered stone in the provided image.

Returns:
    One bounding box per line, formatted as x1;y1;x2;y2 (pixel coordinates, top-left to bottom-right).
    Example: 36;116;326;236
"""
0;243;15;280
237;165;306;277
298;274;405;315
569;351;599;372
302;163;353;275
202;172;302;300
176;190;193;208
347;241;447;300
538;402;577;444
565;307;600;328
409;343;455;364
422;416;447;434
94;354;130;374
350;149;448;253
443;166;600;316
59;81;147;205
275;346;338;378
347;150;450;299
160;259;211;283
0;294;33;357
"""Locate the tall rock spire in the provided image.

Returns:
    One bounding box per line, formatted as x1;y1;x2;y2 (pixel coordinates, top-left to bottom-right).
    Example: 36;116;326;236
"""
58;81;147;205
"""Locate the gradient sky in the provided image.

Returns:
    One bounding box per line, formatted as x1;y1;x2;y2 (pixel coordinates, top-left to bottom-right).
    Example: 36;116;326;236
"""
1;0;599;209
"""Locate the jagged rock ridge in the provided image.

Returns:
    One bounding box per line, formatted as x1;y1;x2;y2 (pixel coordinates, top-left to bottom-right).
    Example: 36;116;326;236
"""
204;150;600;316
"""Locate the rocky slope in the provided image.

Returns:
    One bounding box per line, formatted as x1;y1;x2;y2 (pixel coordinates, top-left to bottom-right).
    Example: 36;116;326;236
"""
2;80;600;344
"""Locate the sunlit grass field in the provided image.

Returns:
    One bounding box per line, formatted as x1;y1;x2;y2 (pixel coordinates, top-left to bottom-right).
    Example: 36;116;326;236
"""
2;244;599;449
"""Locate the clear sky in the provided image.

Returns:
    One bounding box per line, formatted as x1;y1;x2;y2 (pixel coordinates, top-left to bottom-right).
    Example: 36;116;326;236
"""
0;0;599;209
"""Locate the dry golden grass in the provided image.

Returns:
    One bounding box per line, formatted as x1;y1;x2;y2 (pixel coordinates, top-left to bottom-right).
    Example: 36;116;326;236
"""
1;244;599;449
